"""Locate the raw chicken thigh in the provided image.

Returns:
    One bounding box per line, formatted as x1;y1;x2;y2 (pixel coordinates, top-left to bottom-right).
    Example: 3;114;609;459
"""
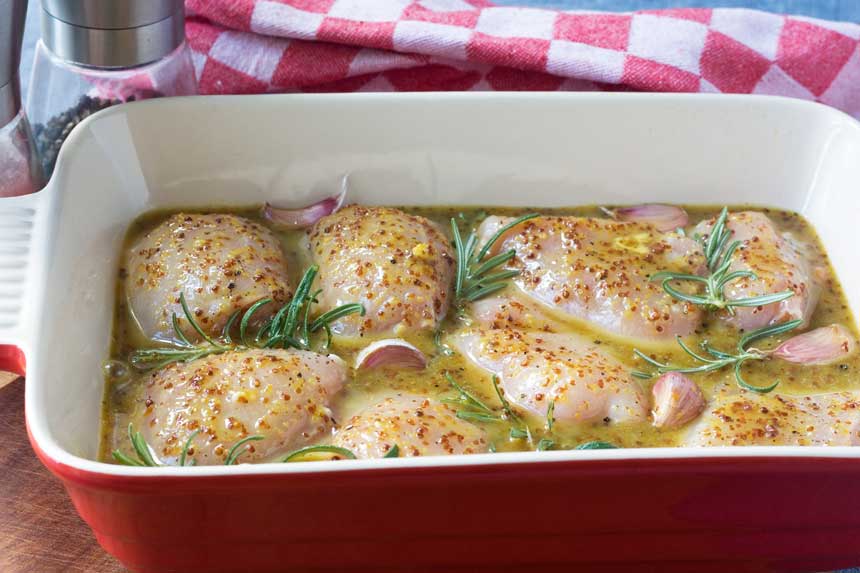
309;206;454;336
684;390;860;446
140;348;346;465
476;216;704;342
333;394;489;458
454;329;649;425
126;213;292;343
470;296;558;332
693;211;819;330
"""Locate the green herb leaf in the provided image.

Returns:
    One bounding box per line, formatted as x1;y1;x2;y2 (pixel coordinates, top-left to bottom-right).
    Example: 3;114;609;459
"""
383;445;400;458
546;399;555;432
179;429;200;467
537;438;555;451
111;423;160;467
224;435;264;466
445;372;494;413
129;266;364;371
451;213;538;308
434;328;454;357
574;441;618;450
632;319;803;394
446;372;533;445
456;411;505;423
281;445;357;462
509;428;529;439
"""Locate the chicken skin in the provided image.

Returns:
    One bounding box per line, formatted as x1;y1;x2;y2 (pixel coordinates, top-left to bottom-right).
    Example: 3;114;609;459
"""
685;390;860;446
126;213;292;343
693;211;820;330
140;349;346;465
332;394;489;458
309;206;454;336
454;329;649;425
476;216;704;342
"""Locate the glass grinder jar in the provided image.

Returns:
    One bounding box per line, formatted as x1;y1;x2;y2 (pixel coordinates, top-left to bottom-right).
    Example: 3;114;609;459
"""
0;0;42;197
27;0;198;178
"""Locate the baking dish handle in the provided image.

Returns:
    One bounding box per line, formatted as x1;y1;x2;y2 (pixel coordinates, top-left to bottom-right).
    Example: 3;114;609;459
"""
0;190;48;378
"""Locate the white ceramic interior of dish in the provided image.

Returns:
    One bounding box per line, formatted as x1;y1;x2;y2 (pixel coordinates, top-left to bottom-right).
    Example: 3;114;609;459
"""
3;93;860;476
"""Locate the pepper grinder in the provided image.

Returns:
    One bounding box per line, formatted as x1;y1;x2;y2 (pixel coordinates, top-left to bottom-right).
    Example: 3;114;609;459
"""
27;0;198;178
1;0;43;197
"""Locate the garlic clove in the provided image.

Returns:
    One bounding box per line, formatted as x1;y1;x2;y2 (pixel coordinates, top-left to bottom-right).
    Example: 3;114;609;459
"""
354;339;427;370
651;372;706;429
772;324;857;366
263;174;348;229
605;204;689;232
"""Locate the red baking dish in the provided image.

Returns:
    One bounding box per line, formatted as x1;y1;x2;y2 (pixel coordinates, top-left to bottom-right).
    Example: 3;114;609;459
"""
2;93;860;572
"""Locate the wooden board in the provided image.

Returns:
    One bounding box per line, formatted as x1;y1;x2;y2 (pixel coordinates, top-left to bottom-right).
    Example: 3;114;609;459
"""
0;376;124;572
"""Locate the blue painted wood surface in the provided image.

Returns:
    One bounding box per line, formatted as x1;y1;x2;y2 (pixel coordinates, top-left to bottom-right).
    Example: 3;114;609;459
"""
496;0;860;21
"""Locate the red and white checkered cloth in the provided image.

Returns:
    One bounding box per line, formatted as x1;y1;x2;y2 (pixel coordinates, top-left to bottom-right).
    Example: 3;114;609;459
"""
184;0;860;118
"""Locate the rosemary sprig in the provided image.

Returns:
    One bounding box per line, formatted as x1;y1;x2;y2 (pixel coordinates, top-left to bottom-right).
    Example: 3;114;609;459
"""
111;425;263;466
444;372;496;416
129;292;233;371
130;265;364;371
444;372;533;445
651;207;794;314
632;319;803;393
450;213;539;306
260;265;364;351
281;445;357;462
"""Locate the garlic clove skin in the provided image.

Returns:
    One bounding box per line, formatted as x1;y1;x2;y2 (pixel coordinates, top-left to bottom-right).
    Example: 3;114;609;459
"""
651;372;706;429
354;339;427;370
263;175;348;229
606;204;689;232
772;324;857;366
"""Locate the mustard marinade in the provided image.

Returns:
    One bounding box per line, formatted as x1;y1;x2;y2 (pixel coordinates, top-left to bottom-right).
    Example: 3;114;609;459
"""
99;206;860;460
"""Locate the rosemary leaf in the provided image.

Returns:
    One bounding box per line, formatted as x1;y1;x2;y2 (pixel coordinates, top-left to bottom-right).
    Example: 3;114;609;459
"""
575;441;618;450
446;372;494;413
281;445;357;462
384;445;400;458
475;213;539;262
179;293;222;348
179;429;200;467
240;298;273;346
434;328;454;357
509;428;529;439
310;303;365;332
222;310;242;345
224;435;264;466
111;423;160;467
537;438;555;451
457;411;504;423
111;450;143;466
129;423;159;466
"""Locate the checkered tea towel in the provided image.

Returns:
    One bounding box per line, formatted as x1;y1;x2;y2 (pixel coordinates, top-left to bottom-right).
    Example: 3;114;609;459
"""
185;0;860;118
